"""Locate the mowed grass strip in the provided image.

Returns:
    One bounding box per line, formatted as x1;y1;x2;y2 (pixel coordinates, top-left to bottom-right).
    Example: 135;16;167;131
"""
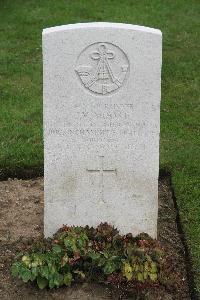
0;0;199;295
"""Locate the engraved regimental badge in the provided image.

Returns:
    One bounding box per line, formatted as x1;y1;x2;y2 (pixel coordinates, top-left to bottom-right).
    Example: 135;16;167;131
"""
75;42;129;95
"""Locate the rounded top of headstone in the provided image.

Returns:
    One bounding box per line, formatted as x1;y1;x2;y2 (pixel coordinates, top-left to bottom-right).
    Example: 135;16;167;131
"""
43;22;162;36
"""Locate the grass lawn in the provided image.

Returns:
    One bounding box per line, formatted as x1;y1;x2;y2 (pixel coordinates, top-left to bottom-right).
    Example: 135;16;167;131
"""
0;0;199;296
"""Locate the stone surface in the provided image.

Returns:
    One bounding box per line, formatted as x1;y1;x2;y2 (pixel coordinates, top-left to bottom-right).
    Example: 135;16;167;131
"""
43;22;162;238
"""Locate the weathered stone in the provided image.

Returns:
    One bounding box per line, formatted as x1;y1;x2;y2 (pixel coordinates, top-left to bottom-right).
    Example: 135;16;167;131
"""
43;22;162;238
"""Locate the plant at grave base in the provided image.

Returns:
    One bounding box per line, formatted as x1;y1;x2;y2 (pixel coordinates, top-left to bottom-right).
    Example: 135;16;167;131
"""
11;223;169;290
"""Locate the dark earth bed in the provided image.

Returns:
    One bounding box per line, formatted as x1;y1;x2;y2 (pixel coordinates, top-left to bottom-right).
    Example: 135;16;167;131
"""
0;176;190;299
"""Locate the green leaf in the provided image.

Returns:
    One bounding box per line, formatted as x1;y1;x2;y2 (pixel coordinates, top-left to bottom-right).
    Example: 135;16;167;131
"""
149;273;158;281
37;275;48;289
11;262;20;277
88;251;101;261
31;267;38;276
64;237;77;252
49;278;55;289
29;267;38;281
137;272;144;282
20;268;32;283
53;273;63;287
63;272;73;286
103;261;116;274
122;262;133;281
76;233;88;249
40;266;49;279
52;244;62;254
49;265;56;275
143;271;148;280
150;262;157;274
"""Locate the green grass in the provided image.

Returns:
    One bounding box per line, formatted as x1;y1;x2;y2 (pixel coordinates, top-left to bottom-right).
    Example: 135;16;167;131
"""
0;0;199;295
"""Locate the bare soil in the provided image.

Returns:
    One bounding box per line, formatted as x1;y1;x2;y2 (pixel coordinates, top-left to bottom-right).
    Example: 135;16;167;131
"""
0;177;190;299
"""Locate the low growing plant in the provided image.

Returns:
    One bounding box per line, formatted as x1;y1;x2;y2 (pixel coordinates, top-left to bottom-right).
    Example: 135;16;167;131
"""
11;223;167;289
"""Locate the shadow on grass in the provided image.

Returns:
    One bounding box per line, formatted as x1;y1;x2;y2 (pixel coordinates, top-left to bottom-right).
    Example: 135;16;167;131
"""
160;168;198;300
0;166;43;181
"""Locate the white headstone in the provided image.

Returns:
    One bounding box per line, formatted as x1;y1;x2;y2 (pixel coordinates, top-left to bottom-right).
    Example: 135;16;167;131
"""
43;22;162;238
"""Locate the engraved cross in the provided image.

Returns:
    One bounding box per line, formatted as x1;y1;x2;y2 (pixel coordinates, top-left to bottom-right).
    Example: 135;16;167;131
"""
87;156;117;203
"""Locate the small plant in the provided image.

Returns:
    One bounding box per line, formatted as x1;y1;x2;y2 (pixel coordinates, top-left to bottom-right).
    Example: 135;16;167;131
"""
11;223;166;289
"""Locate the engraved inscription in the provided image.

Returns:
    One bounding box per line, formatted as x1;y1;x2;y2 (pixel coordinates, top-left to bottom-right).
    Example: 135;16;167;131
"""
76;42;129;95
87;156;117;203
